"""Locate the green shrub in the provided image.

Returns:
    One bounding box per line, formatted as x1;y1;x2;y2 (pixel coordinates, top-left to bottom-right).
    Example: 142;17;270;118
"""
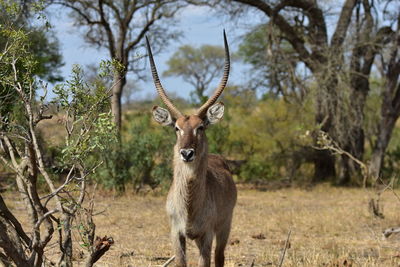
94;111;174;192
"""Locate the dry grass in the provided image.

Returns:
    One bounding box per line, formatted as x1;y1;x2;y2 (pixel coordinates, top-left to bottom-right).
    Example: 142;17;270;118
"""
6;184;400;266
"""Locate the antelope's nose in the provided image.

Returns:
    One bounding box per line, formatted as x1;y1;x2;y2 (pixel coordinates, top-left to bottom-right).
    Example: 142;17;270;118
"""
180;149;195;162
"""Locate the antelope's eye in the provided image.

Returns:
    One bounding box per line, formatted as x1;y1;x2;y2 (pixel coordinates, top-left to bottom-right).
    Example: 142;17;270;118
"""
175;127;179;131
197;126;204;131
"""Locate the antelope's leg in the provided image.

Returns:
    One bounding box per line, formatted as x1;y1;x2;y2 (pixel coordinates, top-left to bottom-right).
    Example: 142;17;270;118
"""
171;229;186;267
195;232;213;267
215;222;232;267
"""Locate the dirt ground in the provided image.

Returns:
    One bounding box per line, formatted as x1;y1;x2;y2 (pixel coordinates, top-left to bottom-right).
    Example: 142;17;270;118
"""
6;184;400;266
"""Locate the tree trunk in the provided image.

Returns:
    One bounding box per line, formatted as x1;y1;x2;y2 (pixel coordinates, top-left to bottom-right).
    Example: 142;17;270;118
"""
369;34;400;180
337;84;368;185
369;116;397;180
111;72;126;133
312;75;337;183
59;215;73;267
312;150;336;182
336;128;365;185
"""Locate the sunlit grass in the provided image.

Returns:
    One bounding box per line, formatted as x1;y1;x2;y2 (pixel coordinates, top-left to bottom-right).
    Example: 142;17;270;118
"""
6;184;400;266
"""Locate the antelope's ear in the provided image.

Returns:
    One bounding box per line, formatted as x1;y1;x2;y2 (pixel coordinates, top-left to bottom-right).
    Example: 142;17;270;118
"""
206;102;224;125
152;106;174;126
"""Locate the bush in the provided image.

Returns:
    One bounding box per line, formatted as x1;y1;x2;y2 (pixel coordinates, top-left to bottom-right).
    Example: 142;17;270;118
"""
94;111;174;192
223;95;314;182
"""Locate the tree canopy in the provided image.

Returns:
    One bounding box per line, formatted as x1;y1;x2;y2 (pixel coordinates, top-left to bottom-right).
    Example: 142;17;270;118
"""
57;0;185;132
0;1;63;82
164;44;228;104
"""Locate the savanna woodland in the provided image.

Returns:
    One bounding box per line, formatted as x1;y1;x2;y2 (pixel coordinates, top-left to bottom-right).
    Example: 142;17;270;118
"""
1;0;400;266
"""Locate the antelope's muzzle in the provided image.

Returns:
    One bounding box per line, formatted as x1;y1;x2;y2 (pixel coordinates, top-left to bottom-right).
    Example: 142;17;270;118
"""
180;149;195;162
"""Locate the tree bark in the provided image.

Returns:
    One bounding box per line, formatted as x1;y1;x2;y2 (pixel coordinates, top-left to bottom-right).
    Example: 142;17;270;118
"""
337;88;368;185
369;114;397;180
336;0;375;185
369;18;400;181
0;216;30;267
111;72;126;133
312;72;339;182
58;215;73;267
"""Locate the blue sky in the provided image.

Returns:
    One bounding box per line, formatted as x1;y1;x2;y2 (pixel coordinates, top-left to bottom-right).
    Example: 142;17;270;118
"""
47;5;263;102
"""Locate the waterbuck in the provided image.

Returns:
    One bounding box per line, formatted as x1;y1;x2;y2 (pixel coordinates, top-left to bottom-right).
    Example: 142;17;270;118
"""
146;32;237;267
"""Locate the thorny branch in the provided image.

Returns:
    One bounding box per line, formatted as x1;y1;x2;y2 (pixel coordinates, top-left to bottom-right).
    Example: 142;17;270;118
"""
314;131;370;186
0;54;113;266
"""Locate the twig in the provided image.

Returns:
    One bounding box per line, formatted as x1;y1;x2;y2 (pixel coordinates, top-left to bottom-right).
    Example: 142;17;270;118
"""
41;165;75;201
313;131;370;187
34;209;60;231
278;229;292;267
249;258;255;267
378;176;400;202
383;227;400;239
161;255;175;267
0;153;17;172
85;236;114;267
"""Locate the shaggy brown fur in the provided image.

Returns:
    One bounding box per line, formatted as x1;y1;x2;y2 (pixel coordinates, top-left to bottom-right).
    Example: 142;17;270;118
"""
166;115;237;267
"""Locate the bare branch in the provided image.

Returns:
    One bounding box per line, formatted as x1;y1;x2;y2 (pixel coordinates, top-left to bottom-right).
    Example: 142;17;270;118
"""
2;136;19;169
53;1;102;25
102;0;123;26
98;0;116;59
0;153;18;172
161;255;175;267
331;0;358;48
278;229;292;267
273;0;328;47
233;0;315;70
33;209;59;232
124;4;163;55
41;165;76;205
314;130;370;186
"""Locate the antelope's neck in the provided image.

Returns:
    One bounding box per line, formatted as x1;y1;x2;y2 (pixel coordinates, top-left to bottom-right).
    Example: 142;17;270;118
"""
172;148;208;217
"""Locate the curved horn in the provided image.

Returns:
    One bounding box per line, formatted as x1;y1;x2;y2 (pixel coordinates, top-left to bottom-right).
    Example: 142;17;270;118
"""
197;30;230;117
146;36;183;118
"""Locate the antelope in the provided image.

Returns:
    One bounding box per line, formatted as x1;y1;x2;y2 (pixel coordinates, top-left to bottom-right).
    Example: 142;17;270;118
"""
146;31;237;267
